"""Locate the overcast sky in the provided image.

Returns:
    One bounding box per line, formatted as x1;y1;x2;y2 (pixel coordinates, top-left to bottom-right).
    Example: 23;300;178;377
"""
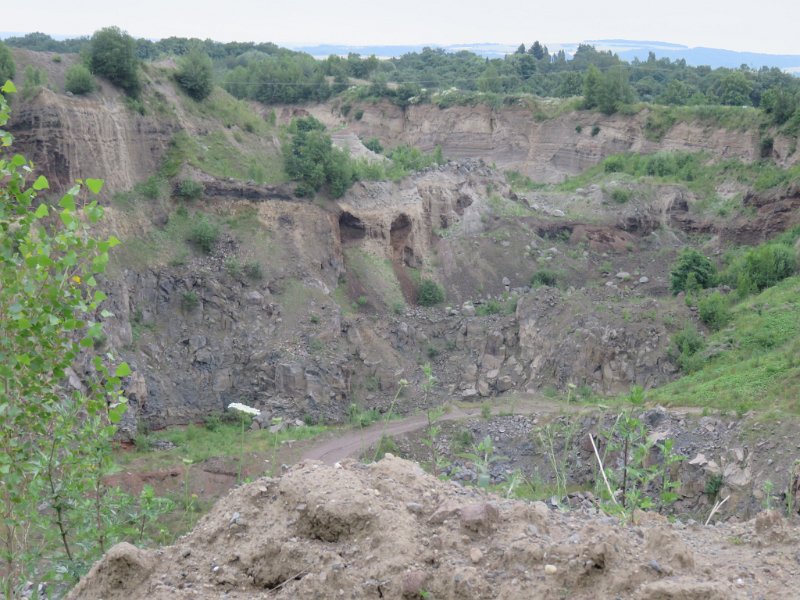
5;0;799;55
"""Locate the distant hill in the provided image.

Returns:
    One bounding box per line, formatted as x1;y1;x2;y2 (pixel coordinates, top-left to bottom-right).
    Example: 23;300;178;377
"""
293;40;800;72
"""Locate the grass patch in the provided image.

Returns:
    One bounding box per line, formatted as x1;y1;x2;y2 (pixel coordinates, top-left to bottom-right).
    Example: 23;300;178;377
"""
343;247;405;310
650;276;800;414
487;193;535;218
557;151;800;206
116;422;328;470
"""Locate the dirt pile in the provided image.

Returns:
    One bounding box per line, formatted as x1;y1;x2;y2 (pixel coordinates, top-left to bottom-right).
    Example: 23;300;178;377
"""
70;455;799;599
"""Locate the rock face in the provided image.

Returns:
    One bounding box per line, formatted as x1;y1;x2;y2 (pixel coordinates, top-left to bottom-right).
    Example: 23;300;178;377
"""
516;288;674;393
8;87;175;194
297;100;795;183
68;455;800;599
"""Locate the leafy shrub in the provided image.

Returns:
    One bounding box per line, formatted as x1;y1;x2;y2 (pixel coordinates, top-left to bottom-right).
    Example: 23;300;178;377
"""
181;291;199;311
177;178;204;200
175;49;214;101
417;279;444;306
136;175;164;200
476;299;503;315
670;324;705;372
363;137;383;153
88;26;140;96
591;125;600;136
610;188;632;203
21;65;46;101
670;248;716;294
698;292;731;330
531;270;558;287
722;243;796;296
244;261;263;280
284;116;354;198
188;216;219;253
64;63;95;95
388;144;441;171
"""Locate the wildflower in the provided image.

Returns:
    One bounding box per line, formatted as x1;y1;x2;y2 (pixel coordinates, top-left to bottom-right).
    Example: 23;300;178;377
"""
228;402;260;416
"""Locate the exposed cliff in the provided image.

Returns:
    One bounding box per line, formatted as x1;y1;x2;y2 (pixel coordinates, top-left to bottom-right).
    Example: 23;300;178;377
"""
292;99;797;182
7;49;800;434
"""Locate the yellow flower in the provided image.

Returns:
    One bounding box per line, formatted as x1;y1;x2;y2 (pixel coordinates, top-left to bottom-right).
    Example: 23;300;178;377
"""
71;275;81;284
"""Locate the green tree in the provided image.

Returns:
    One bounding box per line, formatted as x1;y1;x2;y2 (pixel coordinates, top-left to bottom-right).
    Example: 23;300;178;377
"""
597;66;633;114
583;65;603;109
284;116;354;198
712;71;753;106
670;248;716;294
175;48;214;101
0;81;130;593
761;87;798;125
64;63;95;95
0;42;14;83
477;63;502;93
88;26;141;96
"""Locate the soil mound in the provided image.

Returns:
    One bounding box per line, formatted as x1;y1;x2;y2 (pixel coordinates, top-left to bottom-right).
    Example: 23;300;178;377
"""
69;456;798;599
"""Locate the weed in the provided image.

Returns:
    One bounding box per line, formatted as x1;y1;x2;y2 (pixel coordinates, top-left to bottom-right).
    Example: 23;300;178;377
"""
188;216;219;254
373;434;399;460
181;291;199;311
531;269;558;287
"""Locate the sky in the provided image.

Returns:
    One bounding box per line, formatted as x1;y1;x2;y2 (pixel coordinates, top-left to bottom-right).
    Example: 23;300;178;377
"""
4;0;800;55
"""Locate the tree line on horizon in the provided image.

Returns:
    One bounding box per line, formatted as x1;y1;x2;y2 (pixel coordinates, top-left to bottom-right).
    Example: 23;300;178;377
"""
2;30;800;126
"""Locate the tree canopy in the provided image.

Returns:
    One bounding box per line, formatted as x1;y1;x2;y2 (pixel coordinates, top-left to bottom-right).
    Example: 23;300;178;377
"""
88;26;140;96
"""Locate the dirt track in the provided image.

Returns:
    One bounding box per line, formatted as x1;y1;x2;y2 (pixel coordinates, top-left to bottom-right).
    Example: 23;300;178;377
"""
301;395;577;465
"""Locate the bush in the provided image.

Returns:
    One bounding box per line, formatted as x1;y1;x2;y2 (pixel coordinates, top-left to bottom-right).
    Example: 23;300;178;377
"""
363;137;383;153
531;270;558;287
284;116;354;198
177;178;204;200
417;279;444;306
698;292;731;330
670;248;716;294
64;63;95;95
671;324;705;372
188;216;219;253
476;299;503;315
723;243;796;296
175;49;214;101
21;65;46;101
244;261;263;280
181;290;199;311
610;188;632;203
0;41;16;82
88;26;140;96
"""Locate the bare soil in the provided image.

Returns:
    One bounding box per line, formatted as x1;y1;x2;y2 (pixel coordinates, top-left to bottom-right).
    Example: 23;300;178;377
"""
70;455;800;599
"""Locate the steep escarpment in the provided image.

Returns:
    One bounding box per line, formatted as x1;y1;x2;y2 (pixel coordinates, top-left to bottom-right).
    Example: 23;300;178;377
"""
8;85;175;193
293;100;796;182
8;49;800;435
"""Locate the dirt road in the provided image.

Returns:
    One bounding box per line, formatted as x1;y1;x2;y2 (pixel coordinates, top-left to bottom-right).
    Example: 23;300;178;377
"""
301;395;575;465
